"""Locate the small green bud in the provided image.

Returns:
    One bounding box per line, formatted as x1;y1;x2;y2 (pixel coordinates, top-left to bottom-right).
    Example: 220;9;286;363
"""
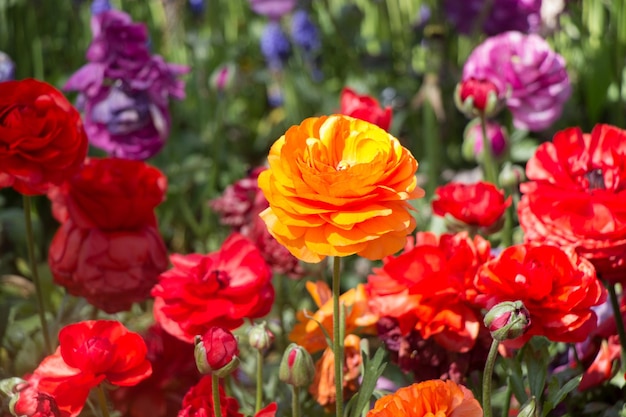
499;162;526;188
484;300;531;342
518;396;539;417
278;343;315;388
248;321;274;352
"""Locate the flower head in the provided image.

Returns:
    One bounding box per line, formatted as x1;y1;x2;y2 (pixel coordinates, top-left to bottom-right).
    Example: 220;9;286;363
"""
366;379;483;417
152;233;274;342
0;50;15;81
194;327;240;377
258;114;424;263
367;232;492;352
340;88;393;131
444;0;541;36
475;244;607;344
463;31;571;131
0;79;88;195
519;124;626;283
432;182;511;232
177;376;244;417
248;0;297;20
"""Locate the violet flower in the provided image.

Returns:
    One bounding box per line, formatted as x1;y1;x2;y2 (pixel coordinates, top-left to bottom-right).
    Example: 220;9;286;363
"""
260;21;292;70
462;31;571;131
0;51;14;82
444;0;541;36
65;9;188;160
248;0;296;20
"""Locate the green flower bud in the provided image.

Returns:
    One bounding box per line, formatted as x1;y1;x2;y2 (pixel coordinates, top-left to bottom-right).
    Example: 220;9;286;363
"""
248;321;274;352
518;397;539;417
278;343;315;387
484;300;531;342
499;162;526;188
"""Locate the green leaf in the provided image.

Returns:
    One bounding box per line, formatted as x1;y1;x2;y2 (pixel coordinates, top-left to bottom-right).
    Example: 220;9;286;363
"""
524;337;550;404
542;375;582;417
345;346;387;417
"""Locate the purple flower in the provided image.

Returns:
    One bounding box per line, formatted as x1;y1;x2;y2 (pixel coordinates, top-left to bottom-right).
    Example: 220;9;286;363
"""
0;51;14;82
188;0;206;15
463;118;508;161
91;0;112;15
290;10;320;53
248;0;296;20
260;21;291;70
462;31;571;131
65;9;188;159
444;0;541;36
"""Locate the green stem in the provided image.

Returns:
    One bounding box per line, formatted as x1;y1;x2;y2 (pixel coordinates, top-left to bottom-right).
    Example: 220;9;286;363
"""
332;257;344;417
96;385;111;417
479;114;499;186
255;349;263;413
212;374;223;417
500;380;512;417
482;339;500;417
292;386;301;417
607;283;626;373
23;195;52;355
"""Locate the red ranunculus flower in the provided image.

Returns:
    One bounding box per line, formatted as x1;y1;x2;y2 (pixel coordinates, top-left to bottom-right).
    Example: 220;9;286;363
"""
152;232;274;342
110;325;201;417
48;220;168;313
0;79;88;195
195;327;239;374
432;181;511;231
519;124;626;283
475;244;607;344
367;232;492;352
58;320;152;386
339;87;392;131
177;376;244;417
20;320;151;417
47;158;168;313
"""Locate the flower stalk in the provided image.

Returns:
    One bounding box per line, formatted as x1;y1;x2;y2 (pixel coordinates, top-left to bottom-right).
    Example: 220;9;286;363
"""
607;282;626;373
23;195;52;355
255;349;263;413
482;338;500;417
479;114;499;186
332;256;344;417
292;386;301;417
212;374;223;417
96;385;111;417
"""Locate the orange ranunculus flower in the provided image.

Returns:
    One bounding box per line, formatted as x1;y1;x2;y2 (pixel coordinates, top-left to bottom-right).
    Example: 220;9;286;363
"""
258;114;424;263
475;243;607;344
310;334;363;409
366;379;483;417
289;281;378;353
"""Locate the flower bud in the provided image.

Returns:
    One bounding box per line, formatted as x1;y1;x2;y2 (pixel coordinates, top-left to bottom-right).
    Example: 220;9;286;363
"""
194;327;240;377
209;63;238;94
499;162;526;188
484;300;531;342
248;321;275;352
517;396;539;417
462;118;508;162
279;343;315;387
454;77;504;118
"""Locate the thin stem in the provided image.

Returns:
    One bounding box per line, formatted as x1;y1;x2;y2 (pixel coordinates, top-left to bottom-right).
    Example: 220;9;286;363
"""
23;195;52;354
482;339;500;417
607;283;626;373
292;386;301;417
96;385;111;417
212;374;223;417
500;380;512;417
255;349;263;413
479;114;499;186
332;256;344;417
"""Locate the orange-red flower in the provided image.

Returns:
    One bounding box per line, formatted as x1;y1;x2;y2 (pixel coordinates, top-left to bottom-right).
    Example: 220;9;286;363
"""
177;376;243;417
289;281;378;353
152;233;274;342
258;114;424;263
340;87;392;131
432;181;511;230
309;334;363;409
0;79;88;195
519;124;626;283
474;244;607;344
366;379;483;417
367;232;491;352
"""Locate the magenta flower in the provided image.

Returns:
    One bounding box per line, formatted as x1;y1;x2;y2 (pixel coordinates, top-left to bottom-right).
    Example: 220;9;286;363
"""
444;0;541;36
463;119;508;161
65;9;188;160
248;0;296;20
462;31;571;131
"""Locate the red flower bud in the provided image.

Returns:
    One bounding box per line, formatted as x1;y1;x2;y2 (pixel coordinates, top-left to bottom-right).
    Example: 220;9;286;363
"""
484;300;531;342
194;327;239;377
455;78;503;118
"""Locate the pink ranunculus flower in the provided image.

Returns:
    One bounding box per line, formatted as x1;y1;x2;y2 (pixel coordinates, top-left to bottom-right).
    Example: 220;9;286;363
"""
462;31;571;131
